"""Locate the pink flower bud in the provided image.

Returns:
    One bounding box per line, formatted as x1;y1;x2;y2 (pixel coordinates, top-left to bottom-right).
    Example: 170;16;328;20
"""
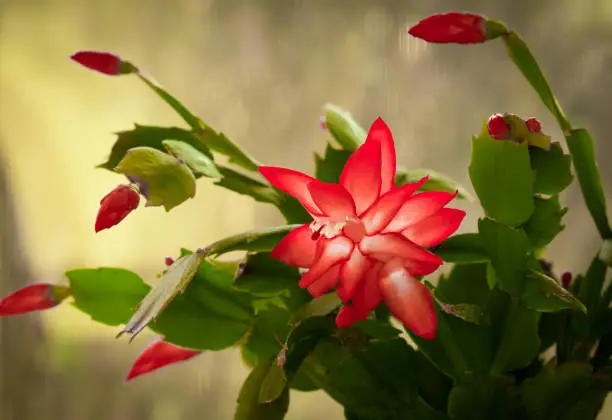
0;283;70;316
525;118;542;133
95;184;140;233
164;257;174;266
125;340;200;382
487;113;510;139
70;51;135;76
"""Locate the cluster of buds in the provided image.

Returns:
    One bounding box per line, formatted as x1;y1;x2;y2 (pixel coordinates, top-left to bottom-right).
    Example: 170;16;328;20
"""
487;113;551;150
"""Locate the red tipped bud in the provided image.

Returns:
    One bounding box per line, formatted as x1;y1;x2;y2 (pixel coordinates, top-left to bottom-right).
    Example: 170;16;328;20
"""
319;116;327;130
525;118;542;133
70;51;135;76
164;257;174;266
561;272;572;289
408;12;506;44
125;340;200;382
0;283;70;316
487;113;510;139
95;184;140;233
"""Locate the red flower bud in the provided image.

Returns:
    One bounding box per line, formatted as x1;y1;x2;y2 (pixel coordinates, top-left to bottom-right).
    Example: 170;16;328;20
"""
487;113;510;139
525;118;542;133
408;12;508;44
70;51;135;76
561;272;572;289
125;339;200;382
164;257;174;266
0;283;70;316
409;12;486;44
95;184;140;233
319;116;327;130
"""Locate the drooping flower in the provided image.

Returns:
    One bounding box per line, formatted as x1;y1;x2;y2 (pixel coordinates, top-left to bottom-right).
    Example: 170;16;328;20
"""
259;118;465;339
0;283;70;316
408;12;507;45
95;184;140;233
125;339;200;382
70;51;132;76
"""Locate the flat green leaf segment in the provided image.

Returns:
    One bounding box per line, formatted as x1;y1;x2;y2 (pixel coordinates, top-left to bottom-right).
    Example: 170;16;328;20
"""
115;146;196;211
469;125;534;226
162;140;221;179
235;359;289;420
396;168;473;201
322;103;366;151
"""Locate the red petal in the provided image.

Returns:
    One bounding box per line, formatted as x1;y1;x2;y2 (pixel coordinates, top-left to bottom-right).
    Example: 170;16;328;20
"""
335;304;369;328
307;265;341;297
298;237;353;288
307;181;356;217
382;191;456;233
258;166;323;215
270;224;318;268
337;248;371;302
340;138;382;214
360;233;442;267
379;261;437;340
125;340;200;382
95;184;140;232
361;177;428;234
0;283;69;316
365;118;397;194
402;208;466;247
352;264;382;312
70;50;124;75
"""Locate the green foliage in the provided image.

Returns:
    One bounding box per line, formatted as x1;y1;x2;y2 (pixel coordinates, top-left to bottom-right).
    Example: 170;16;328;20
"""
50;17;612;419
469;126;535;226
115;146;196;210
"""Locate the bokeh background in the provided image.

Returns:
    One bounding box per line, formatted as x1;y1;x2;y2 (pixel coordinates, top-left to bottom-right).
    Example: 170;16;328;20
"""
1;0;612;418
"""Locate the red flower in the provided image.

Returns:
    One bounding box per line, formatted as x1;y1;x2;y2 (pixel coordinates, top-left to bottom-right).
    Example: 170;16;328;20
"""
259;118;465;340
95;184;140;232
0;283;70;316
525;118;542;133
126;339;200;382
408;12;487;44
487;113;510;140
70;51;127;76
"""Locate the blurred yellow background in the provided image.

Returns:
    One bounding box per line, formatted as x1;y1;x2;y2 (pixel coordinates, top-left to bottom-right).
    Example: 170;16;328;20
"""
1;0;612;418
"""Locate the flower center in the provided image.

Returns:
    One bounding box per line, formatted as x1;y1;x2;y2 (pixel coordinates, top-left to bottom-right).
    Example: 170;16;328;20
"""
309;216;365;243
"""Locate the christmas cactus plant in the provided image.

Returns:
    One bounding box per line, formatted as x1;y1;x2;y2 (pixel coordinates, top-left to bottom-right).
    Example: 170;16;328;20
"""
4;11;612;420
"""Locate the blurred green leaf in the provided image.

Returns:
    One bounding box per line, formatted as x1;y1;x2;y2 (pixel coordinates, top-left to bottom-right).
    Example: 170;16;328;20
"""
162;139;221;179
322;103;366;151
522;362;607;420
258;363;288;404
522;270;586;313
314;143;351;183
577;257;607;315
448;379;524;420
291;293;342;326
203;225;301;256
284;316;334;385
234;253;301;298
598;239;612;267
235;359;290;420
117;251;205;341
491;303;540;374
502;32;571;132
565;129;612;238
395;168;473;201
524;196;567;249
530;142;573;195
478;218;530;296
214;166;282;205
245;305;292;365
66;268;150;326
115;146;196;211
434;233;489;264
469;127;535;226
98;125;212;170
353;319;400;340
